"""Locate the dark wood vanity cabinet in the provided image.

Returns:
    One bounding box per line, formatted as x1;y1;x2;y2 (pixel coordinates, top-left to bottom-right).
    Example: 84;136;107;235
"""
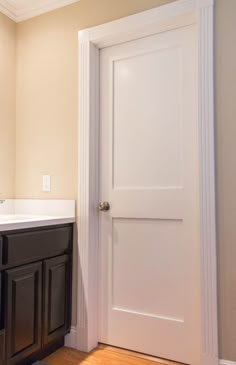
0;224;73;365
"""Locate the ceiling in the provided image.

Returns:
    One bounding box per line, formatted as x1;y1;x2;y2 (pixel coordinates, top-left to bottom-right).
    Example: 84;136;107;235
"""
0;0;80;22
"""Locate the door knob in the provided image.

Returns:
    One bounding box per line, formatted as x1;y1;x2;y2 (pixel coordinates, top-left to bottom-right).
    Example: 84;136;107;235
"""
98;201;110;212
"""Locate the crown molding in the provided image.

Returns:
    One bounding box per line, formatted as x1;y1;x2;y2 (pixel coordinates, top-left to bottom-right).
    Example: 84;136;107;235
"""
0;0;80;22
0;1;15;20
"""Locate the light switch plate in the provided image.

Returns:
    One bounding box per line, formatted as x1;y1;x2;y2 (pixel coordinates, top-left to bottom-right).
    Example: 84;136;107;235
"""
42;175;51;192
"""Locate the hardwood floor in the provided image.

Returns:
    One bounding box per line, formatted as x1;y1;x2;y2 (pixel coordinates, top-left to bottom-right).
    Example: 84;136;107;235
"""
44;345;183;365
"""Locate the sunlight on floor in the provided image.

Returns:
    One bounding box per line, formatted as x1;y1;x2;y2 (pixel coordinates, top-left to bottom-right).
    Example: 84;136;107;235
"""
44;346;181;365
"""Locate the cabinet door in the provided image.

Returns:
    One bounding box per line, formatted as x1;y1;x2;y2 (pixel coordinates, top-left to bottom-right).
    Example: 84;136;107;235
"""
0;237;2;266
43;255;71;345
5;262;42;365
0;330;5;365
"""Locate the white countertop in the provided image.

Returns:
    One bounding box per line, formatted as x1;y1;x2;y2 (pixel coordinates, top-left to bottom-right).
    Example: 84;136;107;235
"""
0;200;76;231
0;214;75;231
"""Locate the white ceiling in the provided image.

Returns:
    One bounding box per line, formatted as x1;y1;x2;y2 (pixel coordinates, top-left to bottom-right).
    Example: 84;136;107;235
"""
0;0;80;22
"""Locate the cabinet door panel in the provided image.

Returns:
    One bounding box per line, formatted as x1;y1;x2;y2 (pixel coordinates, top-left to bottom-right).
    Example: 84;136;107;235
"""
5;262;42;365
0;330;5;365
0;237;2;266
0;272;3;330
43;255;71;345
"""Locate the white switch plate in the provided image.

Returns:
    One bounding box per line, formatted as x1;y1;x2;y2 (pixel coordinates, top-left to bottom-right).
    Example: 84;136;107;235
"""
42;175;51;192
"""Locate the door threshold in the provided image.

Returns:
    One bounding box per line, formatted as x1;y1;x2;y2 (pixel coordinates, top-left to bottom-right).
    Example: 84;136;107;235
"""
98;343;185;365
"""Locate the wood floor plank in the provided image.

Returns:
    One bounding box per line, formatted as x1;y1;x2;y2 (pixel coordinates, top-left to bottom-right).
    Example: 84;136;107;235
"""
44;346;183;365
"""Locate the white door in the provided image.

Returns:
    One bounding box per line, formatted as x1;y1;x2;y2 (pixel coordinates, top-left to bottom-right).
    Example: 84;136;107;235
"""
99;25;200;365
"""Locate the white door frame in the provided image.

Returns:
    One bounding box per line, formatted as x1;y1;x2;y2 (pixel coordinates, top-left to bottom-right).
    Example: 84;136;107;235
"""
70;1;218;364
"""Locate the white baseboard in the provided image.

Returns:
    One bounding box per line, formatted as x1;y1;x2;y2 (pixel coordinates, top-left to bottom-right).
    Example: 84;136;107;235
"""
220;360;236;365
65;326;96;352
65;326;77;349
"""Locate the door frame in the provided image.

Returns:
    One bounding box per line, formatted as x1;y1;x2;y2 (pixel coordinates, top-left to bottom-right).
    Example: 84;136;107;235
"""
71;1;218;364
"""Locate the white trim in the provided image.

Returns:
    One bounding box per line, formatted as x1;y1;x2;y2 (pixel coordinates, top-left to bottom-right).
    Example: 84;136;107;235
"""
76;39;99;352
220;361;236;365
79;0;197;49
65;326;78;349
0;0;80;22
197;3;218;365
76;1;218;364
0;1;15;21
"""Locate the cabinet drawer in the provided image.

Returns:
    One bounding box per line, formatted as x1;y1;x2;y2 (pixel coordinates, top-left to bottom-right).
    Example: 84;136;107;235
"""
3;226;72;266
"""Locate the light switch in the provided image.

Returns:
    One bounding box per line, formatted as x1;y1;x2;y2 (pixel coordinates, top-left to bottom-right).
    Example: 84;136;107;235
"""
42;175;51;192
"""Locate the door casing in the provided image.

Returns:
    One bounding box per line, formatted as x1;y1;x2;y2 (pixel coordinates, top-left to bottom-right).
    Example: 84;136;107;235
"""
65;1;218;365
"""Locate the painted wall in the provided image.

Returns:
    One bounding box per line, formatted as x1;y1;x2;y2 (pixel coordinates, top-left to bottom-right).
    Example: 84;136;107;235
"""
215;0;236;361
0;13;15;198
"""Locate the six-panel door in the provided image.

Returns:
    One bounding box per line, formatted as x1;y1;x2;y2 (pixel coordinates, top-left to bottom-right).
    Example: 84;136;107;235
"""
5;262;42;365
43;255;71;345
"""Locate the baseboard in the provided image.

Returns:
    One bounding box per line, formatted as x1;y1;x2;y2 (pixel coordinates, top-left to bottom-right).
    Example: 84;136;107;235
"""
220;360;236;365
65;326;77;349
64;326;97;352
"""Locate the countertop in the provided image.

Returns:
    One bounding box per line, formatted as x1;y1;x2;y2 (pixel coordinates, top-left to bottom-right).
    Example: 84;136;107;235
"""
0;214;75;231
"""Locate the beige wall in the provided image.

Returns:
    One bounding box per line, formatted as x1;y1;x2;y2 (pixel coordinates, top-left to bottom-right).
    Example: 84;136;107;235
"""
15;0;173;199
215;0;236;361
0;13;16;198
